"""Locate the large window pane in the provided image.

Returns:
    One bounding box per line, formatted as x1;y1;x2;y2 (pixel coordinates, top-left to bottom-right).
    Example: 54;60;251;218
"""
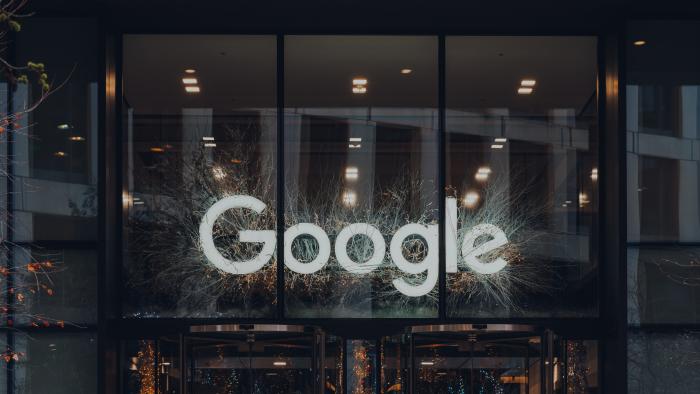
11;18;99;242
627;21;700;325
122;35;277;318
284;36;439;318
445;36;599;317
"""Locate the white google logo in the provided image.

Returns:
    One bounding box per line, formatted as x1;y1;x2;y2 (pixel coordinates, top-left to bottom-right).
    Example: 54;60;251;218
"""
200;195;509;297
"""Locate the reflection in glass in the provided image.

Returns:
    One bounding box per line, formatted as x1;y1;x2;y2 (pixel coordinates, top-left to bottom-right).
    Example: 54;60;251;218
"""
121;35;277;317
628;331;700;393
445;36;599;318
284;36;439;318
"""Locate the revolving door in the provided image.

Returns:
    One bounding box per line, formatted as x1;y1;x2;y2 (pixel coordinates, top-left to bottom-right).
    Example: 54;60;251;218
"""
121;324;597;393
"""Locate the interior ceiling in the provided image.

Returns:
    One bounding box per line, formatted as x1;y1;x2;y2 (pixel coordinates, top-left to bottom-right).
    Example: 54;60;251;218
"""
124;35;596;116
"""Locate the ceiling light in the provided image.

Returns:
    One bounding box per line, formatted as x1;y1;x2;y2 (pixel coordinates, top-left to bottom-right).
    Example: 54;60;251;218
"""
202;136;215;141
491;144;504;149
494;137;507;143
230;158;242;164
463;191;480;208
477;166;492;174
133;200;144;206
57;123;71;130
517;87;533;95
53;151;67;157
420;361;435;366
352;86;367;94
185;86;201;93
590;168;598;181
185;68;196;74
352;77;368;86
149;147;164;153
69;136;85;141
182;77;198;84
520;79;536;87
212;167;226;180
342;190;357;207
203;142;217;148
475;172;489;181
273;361;287;367
349;137;362;142
345;166;359;180
633;40;646;46
349;144;362;149
400;68;413;74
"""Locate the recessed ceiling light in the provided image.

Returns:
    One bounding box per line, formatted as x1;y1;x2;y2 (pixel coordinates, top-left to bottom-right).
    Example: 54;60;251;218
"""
185;68;196;74
348;144;362;149
491;144;504;149
517;87;533;95
182;77;198;84
633;40;646;46
591;168;598;181
420;361;435;366
475;172;489;181
203;142;216;148
149;147;165;153
463;191;480;208
349;137;362;142
185;86;201;93
494;137;507;143
400;68;413;74
57;123;72;130
345;166;359;180
202;136;215;141
69;136;85;141
352;86;367;94
521;79;536;87
477;166;492;174
53;151;67;157
273;361;287;367
352;77;368;86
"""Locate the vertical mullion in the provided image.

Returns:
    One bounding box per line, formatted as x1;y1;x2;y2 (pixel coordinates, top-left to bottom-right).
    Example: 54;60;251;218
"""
438;34;447;321
5;29;16;394
276;34;285;320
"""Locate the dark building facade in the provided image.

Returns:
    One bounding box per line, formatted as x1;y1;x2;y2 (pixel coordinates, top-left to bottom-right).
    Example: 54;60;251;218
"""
2;1;700;393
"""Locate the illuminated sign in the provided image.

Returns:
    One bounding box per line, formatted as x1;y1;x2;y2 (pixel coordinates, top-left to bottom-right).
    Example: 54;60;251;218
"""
200;195;509;297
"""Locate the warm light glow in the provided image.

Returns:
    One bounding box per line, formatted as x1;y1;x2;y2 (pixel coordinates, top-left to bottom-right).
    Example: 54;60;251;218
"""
185;86;201;93
182;77;198;84
349;137;362;142
477;166;492;174
150;147;165;153
517;87;533;94
212;167;226;180
69;136;85;141
579;192;590;208
230;158;242;164
273;361;287;366
342;190;357;207
345;166;359;180
348;144;362;149
463;191;480;208
352;86;367;94
185;68;196;74
475;166;491;182
420;361;435;366
520;79;536;87
491;144;504;149
352;77;368;86
591;168;598;181
633;40;646;46
494;137;507;143
53;151;67;157
400;68;413;74
57;123;71;130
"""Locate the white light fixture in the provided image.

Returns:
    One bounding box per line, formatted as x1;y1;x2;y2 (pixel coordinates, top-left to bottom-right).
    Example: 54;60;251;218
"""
182;77;198;84
494;137;507;143
349;137;362;142
185;86;201;93
273;361;287;367
185;68;196;74
203;142;217;148
491;144;504;149
352;77;368;94
590;168;598;181
420;361;435;366
348;144;362;149
57;123;71;130
400;68;413;74
202;136;215;141
352;86;367;94
212;167;226;180
517;87;533;95
475;166;491;182
352;77;368;86
463;191;480;208
342;190;357;207
520;79;536;87
633;40;646;46
477;166;492;174
345;166;359;180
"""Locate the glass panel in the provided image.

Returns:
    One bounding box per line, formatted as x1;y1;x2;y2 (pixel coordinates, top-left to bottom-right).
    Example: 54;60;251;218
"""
11;18;99;242
381;335;408;394
445;36;599;318
413;333;541;393
284;35;439;318
122;35;277;318
13;247;97;325
565;340;598;394
346;339;377;394
123;337;181;394
13;332;97;394
325;335;344;394
628;330;700;393
627;21;700;325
